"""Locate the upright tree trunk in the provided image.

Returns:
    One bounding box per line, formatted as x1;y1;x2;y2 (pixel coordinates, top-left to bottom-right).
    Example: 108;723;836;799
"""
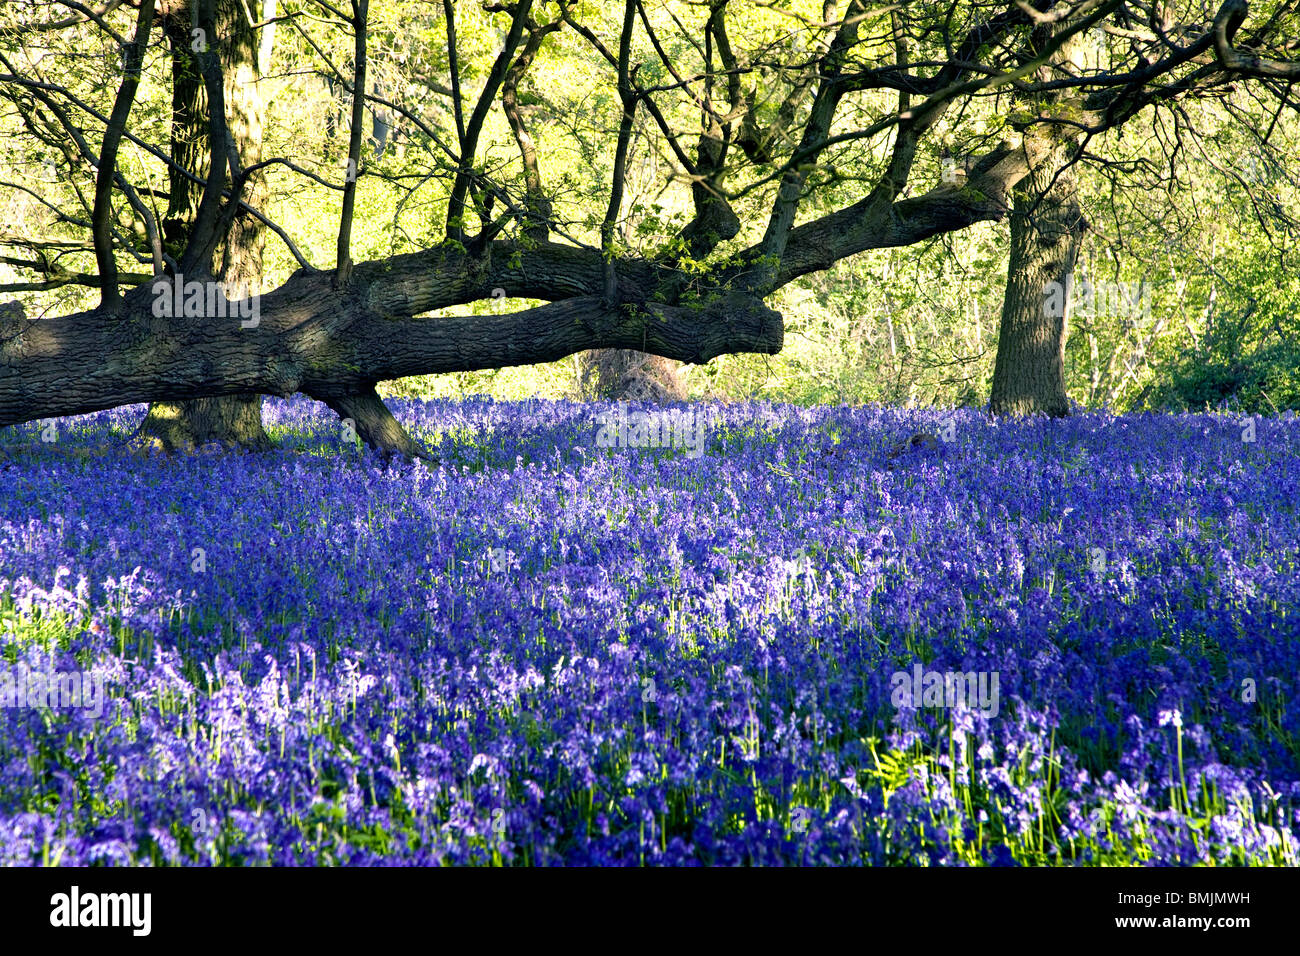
134;0;271;452
578;349;688;402
988;26;1088;418
988;163;1086;417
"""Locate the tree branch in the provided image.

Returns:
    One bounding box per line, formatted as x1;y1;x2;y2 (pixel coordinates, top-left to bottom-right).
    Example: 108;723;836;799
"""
335;0;368;286
92;0;155;309
1214;0;1300;78
446;0;532;246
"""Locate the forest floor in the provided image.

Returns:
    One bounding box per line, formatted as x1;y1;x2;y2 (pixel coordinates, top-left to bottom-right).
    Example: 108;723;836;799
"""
0;398;1296;864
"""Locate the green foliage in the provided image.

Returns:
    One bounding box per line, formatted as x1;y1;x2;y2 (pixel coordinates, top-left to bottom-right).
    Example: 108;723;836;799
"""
1153;341;1300;415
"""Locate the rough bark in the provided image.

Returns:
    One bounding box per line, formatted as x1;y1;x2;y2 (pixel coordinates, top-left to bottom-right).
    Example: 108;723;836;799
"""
578;350;688;403
325;388;432;462
135;0;272;453
989;25;1089;419
0;253;782;432
6;2;1264;456
988;170;1087;418
132;394;271;452
0;147;1028;456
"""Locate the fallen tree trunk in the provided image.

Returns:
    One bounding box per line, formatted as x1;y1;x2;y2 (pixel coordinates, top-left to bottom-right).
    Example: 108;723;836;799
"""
0;245;781;456
0;151;1022;458
0;97;1029;459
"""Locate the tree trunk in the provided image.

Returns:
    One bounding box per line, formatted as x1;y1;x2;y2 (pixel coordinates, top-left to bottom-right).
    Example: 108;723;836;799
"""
325;388;432;462
134;0;271;453
131;393;270;451
0;258;783;460
4;0;1275;456
988;26;1088;419
988;169;1087;418
577;350;688;402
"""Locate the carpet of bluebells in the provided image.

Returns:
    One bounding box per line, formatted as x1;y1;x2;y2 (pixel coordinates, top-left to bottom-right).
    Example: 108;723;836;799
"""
1;398;1298;866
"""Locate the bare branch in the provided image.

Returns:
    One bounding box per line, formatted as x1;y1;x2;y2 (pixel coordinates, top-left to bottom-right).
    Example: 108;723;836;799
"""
92;0;155;309
335;0;368;286
1214;0;1300;78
